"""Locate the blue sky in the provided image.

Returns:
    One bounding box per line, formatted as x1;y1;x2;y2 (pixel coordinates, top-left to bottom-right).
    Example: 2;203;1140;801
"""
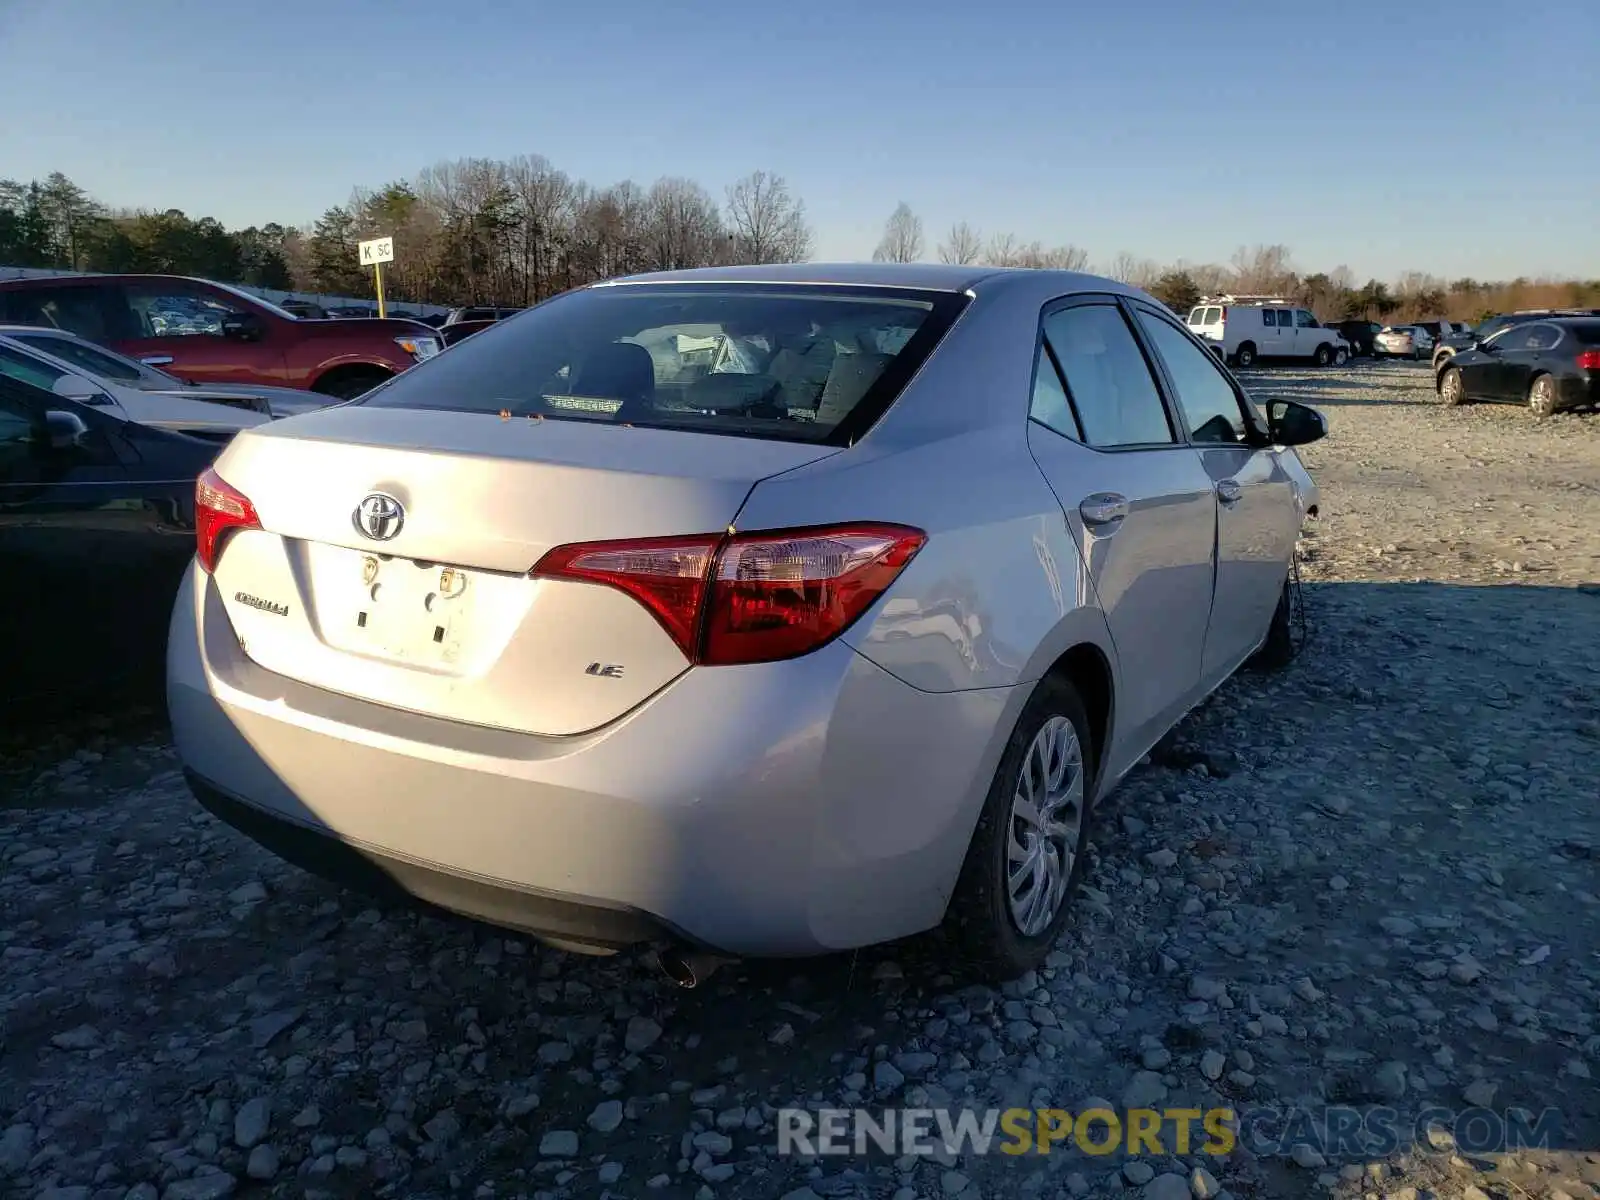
2;0;1596;281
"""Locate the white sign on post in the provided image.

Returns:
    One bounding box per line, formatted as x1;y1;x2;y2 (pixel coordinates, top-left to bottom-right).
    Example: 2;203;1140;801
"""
358;236;394;266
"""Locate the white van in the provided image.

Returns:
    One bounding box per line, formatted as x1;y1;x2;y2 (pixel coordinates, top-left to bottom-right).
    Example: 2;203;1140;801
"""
1186;297;1349;368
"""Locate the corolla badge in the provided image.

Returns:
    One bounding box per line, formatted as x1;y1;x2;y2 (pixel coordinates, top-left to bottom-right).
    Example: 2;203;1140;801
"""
353;492;405;541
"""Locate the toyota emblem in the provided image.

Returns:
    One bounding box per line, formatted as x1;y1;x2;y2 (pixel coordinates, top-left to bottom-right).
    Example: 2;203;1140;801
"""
353;492;405;541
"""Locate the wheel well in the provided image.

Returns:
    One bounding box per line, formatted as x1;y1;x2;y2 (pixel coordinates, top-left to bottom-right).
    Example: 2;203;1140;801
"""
1043;643;1113;771
312;363;393;392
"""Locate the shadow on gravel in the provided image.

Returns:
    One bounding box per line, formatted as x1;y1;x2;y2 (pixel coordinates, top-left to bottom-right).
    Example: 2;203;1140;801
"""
2;580;1597;1200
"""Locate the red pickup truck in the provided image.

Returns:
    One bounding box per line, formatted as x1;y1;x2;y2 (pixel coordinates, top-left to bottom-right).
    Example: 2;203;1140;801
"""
0;274;442;399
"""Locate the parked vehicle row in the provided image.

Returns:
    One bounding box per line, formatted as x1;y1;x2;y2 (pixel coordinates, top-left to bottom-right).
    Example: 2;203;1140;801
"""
163;262;1326;979
0;274;443;399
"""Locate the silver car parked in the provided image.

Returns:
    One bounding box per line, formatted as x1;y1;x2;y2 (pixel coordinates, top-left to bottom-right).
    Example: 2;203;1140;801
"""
167;264;1324;981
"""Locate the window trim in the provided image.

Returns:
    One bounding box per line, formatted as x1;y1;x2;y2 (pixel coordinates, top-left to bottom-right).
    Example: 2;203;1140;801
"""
1122;298;1270;448
1026;293;1186;454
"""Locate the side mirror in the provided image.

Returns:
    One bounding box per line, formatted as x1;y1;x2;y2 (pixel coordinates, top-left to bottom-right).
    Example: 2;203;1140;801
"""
221;311;265;341
1264;398;1327;447
42;409;90;451
51;373;103;403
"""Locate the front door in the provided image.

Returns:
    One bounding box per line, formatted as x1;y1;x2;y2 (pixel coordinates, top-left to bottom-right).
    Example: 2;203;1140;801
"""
1128;302;1300;685
1476;324;1534;400
1024;297;1219;759
0;377;197;711
109;280;289;387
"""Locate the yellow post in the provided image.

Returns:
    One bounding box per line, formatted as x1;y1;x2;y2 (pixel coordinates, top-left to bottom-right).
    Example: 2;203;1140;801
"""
374;261;387;318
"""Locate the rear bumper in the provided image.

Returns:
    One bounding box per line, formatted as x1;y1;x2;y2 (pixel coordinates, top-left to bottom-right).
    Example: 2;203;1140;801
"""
185;769;680;949
167;563;1018;957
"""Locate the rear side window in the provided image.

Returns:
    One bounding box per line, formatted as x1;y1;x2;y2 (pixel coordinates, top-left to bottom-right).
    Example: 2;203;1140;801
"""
361;284;968;445
0;343;68;391
1040;304;1174;448
0;285;113;342
1570;322;1600;345
1261;309;1279;327
12;333;142;383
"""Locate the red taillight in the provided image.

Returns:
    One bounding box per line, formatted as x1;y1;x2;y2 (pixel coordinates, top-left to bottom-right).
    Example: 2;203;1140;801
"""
195;466;260;573
531;523;926;666
531;534;720;655
1576;350;1600;370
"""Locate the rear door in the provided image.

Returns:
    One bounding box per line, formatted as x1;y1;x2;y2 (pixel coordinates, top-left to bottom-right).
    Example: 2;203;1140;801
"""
1129;302;1298;685
1023;296;1217;755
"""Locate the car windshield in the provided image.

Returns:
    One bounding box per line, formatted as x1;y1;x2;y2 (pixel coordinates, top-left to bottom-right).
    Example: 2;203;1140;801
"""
206;281;300;322
11;330;182;386
359;284;967;445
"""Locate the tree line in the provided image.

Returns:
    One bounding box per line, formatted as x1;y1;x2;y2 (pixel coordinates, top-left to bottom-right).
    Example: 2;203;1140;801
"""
3;168;1594;325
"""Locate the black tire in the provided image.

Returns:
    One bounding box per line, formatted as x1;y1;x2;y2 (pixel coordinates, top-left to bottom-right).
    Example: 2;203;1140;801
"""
1314;343;1333;367
313;368;392;401
946;676;1096;981
1528;373;1558;419
1234;342;1257;369
1438;366;1466;407
1248;577;1298;672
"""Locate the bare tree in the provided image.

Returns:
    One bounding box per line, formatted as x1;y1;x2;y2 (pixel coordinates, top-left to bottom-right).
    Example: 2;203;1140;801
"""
1104;251;1160;287
1018;243;1089;271
872;202;924;263
643;177;724;272
938;221;983;265
1230;243;1296;295
506;154;574;303
724;171;812;264
983;232;1021;267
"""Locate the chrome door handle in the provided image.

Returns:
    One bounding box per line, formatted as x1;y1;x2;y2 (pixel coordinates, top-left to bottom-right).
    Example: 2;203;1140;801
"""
141;355;174;366
1216;479;1242;505
1079;492;1128;529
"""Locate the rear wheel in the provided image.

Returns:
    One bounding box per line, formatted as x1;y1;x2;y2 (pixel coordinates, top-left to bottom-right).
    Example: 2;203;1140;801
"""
1234;342;1257;369
1334;346;1349;366
1314;343;1333;367
1438;366;1466;407
312;367;392;401
947;677;1094;980
1528;373;1558;419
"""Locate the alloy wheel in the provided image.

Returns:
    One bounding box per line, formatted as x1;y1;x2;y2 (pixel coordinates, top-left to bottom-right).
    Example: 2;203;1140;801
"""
1006;715;1085;937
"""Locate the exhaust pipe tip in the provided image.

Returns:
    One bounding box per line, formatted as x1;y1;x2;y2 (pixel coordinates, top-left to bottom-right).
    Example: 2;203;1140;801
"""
653;947;732;989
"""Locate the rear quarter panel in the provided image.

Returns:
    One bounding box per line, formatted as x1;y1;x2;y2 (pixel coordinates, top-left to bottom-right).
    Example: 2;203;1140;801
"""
732;420;1116;698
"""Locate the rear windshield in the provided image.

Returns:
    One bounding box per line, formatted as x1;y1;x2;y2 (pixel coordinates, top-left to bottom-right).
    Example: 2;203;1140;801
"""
1570;322;1600;345
361;284;967;444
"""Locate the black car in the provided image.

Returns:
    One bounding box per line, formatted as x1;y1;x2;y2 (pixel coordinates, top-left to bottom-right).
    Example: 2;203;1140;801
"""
1435;317;1600;418
1326;320;1383;357
0;372;221;712
1433;308;1600;371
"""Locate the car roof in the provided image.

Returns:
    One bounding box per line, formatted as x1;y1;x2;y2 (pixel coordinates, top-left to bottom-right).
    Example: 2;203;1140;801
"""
598;261;1144;301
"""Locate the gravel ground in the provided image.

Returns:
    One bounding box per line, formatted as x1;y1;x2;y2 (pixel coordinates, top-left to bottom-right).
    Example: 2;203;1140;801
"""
3;360;1598;1200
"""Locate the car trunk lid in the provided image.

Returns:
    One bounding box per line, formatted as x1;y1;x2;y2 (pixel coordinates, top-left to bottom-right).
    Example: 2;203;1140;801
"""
206;407;841;735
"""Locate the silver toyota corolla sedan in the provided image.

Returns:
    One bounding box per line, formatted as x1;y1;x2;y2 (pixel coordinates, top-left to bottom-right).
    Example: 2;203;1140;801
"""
168;263;1324;981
